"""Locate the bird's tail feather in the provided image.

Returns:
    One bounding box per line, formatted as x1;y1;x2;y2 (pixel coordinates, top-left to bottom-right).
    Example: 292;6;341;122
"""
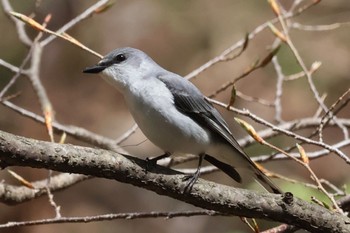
204;154;242;183
206;143;282;194
253;166;282;194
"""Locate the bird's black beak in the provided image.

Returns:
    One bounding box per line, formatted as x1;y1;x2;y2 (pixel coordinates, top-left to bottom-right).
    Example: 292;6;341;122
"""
83;65;107;74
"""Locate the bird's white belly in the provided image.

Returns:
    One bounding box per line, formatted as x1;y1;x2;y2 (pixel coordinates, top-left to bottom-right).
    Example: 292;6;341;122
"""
124;81;211;155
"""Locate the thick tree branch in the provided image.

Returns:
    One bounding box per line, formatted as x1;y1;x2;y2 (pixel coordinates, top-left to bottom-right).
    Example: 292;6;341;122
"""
0;130;349;232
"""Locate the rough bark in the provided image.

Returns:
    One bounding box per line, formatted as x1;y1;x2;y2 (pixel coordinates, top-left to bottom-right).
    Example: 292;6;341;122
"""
0;130;349;233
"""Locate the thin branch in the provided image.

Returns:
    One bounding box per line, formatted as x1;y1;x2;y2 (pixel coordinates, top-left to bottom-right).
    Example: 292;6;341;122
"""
45;170;61;218
0;210;220;228
317;88;350;142
273;1;348;140
208;45;280;101
40;0;110;47
28;42;55;141
253;139;350;163
291;21;350;31
210;99;350;164
1;100;121;151
0;52;31;98
1;0;32;46
115;123;139;145
235;118;344;213
10;12;102;58
184;0;320;81
0;173;89;205
0;59;25;74
291;0;322;17
272;56;284;123
261;224;299;233
236;90;274;107
319;179;345;196
283;61;321;81
266;141;342;212
3;100;350;165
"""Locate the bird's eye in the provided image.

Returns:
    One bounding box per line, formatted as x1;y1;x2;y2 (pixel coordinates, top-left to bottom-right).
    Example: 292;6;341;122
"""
114;54;126;63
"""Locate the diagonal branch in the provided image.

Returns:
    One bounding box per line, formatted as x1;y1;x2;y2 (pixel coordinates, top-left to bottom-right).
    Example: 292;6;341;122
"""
210;99;350;164
40;0;110;47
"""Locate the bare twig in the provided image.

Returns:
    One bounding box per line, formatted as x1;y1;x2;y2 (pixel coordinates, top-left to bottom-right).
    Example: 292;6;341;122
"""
3;99;350;165
319;179;345;197
115;123;139;145
208;45;280;102
210;98;350;164
0;51;31;99
0;59;25;73
272;56;284;123
317;88;350;142
291;22;350;31
10;12;102;58
284;61;321;81
0;210;220;229
40;0;110;47
0;173;89;205
1;100;121;151
261;224;298;233
235;117;343;213
270;0;348;140
1;0;32;46
252;139;350;163
184;0;320;81
235;90;274;107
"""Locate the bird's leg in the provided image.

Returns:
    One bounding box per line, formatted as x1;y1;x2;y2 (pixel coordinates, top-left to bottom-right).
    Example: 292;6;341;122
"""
183;154;204;193
146;152;171;169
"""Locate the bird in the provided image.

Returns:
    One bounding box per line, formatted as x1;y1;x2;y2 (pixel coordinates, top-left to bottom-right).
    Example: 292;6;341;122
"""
83;47;282;194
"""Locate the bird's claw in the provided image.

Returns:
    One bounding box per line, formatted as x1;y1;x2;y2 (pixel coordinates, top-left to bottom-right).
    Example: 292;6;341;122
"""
182;173;200;194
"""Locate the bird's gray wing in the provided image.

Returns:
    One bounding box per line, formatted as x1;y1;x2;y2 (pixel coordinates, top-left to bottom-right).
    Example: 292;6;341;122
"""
158;73;244;154
158;73;282;194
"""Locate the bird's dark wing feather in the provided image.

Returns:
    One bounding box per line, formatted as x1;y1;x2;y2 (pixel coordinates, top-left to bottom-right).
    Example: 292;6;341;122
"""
158;73;244;154
158;73;282;194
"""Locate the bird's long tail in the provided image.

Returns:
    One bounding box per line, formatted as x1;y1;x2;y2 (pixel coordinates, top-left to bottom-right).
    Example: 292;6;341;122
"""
207;145;282;194
251;162;282;194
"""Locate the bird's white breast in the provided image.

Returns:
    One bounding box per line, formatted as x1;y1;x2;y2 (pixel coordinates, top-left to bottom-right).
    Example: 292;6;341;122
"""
124;76;211;155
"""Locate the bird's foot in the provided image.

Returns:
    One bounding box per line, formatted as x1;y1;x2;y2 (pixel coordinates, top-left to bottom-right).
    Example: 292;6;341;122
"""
182;154;204;193
182;172;200;194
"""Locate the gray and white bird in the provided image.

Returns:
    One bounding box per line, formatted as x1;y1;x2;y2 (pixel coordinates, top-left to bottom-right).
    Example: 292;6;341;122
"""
83;47;282;194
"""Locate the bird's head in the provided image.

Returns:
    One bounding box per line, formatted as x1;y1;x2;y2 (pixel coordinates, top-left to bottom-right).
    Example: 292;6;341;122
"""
83;47;160;91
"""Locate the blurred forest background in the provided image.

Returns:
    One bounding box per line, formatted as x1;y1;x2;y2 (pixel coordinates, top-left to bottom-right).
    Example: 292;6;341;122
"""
0;0;349;232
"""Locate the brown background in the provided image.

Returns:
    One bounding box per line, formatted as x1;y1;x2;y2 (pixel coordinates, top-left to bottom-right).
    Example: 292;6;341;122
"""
0;1;349;232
